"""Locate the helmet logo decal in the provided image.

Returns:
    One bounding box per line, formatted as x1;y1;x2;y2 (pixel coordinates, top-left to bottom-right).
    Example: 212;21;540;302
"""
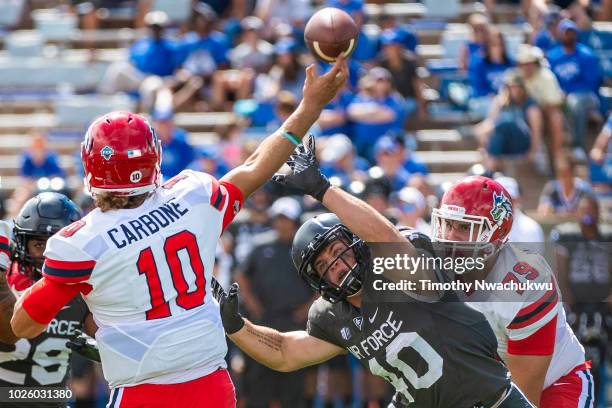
127;149;142;158
130;171;142;183
490;192;512;224
101;146;114;161
441;204;465;215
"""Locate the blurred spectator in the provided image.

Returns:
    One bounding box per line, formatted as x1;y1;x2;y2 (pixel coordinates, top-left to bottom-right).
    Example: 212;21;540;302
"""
97;10;179;110
378;14;418;53
187;145;229;179
589;113;612;191
348;67;407;160
226;181;274;264
229;16;273;72
468;29;515;118
392;186;430;234
547;18;602;155
152;109;196;179
372;136;414;192
319;133;369;187
538;149;595;216
317;59;364;91
459;13;490;72
516;44;565;167
253;38;305;114
326;0;364;26
255;0;312;39
533;5;562;51
361;175;392;216
473;70;543;172
179;3;230;71
235;197;313;408
20;132;66;180
552;195;611;401
495;176;544;250
315;89;354;137
377;28;427;119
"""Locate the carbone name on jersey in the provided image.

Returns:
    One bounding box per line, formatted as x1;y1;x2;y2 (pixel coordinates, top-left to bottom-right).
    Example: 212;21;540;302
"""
107;199;189;249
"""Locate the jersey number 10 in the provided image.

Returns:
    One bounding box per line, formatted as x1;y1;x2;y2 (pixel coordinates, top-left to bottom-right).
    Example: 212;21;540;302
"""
137;230;206;320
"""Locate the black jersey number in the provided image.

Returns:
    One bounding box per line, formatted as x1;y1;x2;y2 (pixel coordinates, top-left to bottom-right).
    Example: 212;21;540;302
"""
367;332;443;403
0;338;70;385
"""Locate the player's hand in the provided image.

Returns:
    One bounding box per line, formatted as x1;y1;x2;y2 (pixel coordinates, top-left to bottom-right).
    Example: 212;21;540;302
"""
66;331;101;363
218;283;245;335
302;56;348;111
272;136;331;201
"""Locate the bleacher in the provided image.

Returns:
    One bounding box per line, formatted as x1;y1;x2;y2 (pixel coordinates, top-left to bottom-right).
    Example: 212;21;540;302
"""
0;0;610;214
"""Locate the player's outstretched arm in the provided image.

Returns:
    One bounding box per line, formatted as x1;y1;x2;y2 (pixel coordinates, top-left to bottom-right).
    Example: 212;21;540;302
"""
273;137;412;246
230;321;344;372
506;353;552;406
11;278;82;339
221;57;348;199
218;283;344;372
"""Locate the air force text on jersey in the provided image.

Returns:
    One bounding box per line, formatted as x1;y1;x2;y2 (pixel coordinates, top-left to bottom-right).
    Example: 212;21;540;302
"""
106;199;189;249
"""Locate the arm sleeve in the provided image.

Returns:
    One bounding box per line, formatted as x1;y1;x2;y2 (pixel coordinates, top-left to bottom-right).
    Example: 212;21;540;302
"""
507;315;557;355
506;260;560;342
42;236;96;284
21;278;85;325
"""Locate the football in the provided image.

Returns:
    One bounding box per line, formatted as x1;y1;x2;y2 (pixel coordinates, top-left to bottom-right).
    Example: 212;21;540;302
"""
304;7;359;63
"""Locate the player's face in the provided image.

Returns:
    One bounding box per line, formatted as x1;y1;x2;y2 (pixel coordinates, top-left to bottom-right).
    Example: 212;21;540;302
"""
27;237;48;267
313;239;356;286
438;218;473;242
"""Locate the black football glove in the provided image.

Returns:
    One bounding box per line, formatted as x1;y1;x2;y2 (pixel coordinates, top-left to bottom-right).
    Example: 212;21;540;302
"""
272;135;331;201
215;282;245;335
66;331;101;363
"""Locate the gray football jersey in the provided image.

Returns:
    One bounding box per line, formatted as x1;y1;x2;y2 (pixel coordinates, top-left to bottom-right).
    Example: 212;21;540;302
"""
307;279;510;407
0;295;88;388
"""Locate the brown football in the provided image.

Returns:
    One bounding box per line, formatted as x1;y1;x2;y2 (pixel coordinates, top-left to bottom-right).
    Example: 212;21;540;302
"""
304;7;359;63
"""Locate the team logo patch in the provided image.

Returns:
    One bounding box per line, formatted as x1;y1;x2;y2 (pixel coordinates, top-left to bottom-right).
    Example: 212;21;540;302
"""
340;327;351;340
130;171;142;183
101;146;114;160
352;316;363;331
490;192;512;224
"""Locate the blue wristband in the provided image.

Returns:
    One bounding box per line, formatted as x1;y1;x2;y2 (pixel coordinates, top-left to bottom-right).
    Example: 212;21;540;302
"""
280;129;301;146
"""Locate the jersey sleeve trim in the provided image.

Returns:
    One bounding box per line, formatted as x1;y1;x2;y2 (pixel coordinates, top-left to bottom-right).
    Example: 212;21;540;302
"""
507;315;557;355
42;258;96;283
0;235;9;257
219;181;244;232
507;285;559;330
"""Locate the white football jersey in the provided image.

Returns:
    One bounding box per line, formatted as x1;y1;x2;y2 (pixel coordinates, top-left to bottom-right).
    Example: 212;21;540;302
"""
465;244;585;389
0;221;10;272
41;170;243;388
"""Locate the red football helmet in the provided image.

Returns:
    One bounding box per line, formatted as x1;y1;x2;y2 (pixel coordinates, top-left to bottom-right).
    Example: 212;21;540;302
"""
81;111;162;196
431;176;513;261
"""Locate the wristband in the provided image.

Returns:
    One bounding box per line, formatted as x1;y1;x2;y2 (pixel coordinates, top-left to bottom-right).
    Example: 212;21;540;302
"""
280;129;301;146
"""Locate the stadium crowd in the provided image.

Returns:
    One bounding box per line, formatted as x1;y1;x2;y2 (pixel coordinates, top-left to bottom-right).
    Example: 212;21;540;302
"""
0;0;610;407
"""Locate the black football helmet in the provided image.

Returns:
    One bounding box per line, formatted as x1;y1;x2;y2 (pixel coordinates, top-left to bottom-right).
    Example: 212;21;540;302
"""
291;213;370;303
13;192;82;279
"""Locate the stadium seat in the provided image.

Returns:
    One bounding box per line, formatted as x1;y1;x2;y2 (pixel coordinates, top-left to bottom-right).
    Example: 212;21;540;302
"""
54;94;136;127
5;31;44;57
31;9;78;41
